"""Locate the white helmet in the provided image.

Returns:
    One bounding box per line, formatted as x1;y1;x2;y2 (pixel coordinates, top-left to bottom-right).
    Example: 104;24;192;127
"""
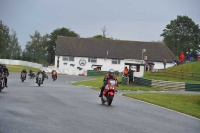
109;69;115;76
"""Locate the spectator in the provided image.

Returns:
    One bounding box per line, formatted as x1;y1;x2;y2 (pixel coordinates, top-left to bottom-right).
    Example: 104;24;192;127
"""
163;58;167;69
179;52;185;64
172;60;177;66
185;52;191;62
128;66;134;83
123;66;129;77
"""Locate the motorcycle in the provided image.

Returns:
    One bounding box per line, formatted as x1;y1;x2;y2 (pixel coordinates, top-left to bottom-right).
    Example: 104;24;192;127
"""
37;73;43;86
52;72;57;81
44;73;48;79
100;79;117;106
0;74;5;92
28;72;36;78
21;72;26;82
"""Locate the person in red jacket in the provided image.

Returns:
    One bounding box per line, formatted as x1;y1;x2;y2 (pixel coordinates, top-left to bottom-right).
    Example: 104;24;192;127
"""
123;66;129;77
179;52;185;64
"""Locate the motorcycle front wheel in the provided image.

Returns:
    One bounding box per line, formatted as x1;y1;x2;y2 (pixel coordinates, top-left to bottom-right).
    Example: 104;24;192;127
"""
101;97;105;104
107;95;114;106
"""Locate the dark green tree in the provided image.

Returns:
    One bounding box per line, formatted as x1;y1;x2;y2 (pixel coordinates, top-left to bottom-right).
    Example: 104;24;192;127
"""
48;27;79;64
92;26;113;39
161;15;200;59
8;30;22;59
23;31;49;63
0;20;10;58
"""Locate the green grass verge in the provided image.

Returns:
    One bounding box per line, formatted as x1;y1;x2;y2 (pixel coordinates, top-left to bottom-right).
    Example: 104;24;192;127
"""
123;93;200;119
73;76;163;91
7;64;40;72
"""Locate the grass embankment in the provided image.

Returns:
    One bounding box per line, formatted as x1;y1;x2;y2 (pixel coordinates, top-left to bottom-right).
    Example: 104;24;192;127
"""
7;64;39;72
123;93;200;119
144;61;200;84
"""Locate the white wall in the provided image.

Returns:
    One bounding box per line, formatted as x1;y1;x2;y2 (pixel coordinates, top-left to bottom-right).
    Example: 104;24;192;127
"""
0;58;175;76
153;62;174;69
55;56;127;75
0;59;42;68
54;56;170;76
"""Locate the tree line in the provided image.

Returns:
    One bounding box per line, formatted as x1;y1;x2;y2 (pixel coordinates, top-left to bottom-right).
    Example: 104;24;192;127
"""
0;15;200;65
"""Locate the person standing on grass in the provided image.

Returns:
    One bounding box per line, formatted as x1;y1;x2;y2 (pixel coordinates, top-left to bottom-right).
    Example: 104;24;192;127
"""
185;52;191;62
179;52;185;64
128;66;134;84
163;58;167;69
123;66;129;77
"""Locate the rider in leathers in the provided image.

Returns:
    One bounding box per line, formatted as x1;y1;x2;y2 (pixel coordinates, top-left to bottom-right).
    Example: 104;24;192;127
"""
0;64;3;79
35;69;45;83
20;69;27;79
99;69;118;97
2;64;9;87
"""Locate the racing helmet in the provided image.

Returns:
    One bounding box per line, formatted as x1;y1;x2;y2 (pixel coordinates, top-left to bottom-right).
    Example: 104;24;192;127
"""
109;69;115;77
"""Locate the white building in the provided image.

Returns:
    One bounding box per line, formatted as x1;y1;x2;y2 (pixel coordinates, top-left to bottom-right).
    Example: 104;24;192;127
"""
54;36;176;77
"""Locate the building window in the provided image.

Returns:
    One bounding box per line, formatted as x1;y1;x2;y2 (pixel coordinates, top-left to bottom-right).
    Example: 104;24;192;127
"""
69;56;74;61
112;59;120;64
63;56;74;61
88;58;97;63
63;56;69;61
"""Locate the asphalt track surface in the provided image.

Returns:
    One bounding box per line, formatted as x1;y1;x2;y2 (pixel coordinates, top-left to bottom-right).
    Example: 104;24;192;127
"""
0;73;200;133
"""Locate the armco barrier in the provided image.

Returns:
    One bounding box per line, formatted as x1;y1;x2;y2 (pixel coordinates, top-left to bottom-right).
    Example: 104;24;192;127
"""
87;70;119;76
151;80;185;90
134;77;152;87
121;76;129;85
134;77;200;91
185;83;200;91
0;59;42;68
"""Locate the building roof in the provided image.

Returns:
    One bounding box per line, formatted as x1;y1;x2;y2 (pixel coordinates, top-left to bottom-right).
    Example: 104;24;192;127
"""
55;36;176;62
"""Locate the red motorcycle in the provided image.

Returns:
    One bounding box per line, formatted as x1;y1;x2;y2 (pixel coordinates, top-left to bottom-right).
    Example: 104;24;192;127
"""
100;79;117;106
52;71;57;81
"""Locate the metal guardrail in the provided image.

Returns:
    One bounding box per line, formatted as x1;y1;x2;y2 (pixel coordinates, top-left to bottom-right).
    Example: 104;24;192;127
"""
134;77;200;91
150;69;200;81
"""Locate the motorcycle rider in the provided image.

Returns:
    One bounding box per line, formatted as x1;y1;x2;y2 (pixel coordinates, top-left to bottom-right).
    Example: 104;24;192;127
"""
29;69;32;76
2;64;9;87
99;69;118;97
0;63;2;69
0;63;3;78
0;63;3;73
43;70;48;79
35;69;45;83
51;69;57;79
20;69;27;79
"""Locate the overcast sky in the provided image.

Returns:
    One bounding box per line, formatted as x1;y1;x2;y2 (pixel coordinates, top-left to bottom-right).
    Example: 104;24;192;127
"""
0;0;200;50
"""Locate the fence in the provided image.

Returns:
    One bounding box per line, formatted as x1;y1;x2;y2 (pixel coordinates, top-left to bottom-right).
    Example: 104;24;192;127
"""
150;69;200;81
121;76;129;85
87;70;120;76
